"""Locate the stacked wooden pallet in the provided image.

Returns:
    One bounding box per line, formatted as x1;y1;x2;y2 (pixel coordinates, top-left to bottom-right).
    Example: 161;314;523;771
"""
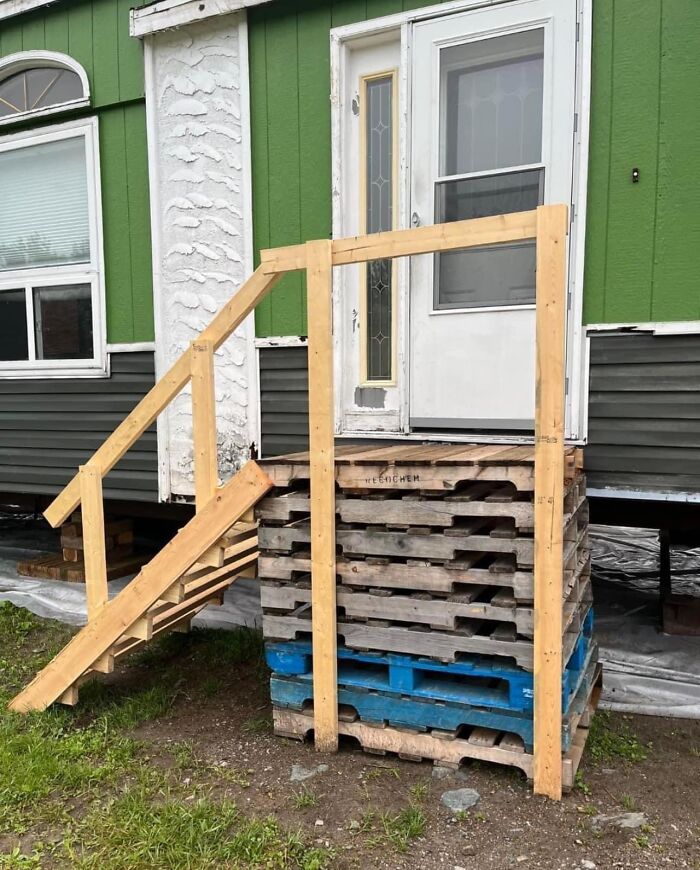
257;444;599;788
18;514;148;582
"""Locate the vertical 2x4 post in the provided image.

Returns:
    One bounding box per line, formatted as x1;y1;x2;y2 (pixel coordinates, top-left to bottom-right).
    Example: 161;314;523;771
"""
533;204;569;799
305;239;339;752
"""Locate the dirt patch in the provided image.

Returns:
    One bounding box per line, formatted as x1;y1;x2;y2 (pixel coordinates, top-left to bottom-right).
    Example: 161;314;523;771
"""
131;646;700;870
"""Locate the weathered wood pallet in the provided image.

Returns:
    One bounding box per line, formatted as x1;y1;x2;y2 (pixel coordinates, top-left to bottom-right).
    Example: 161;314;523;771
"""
272;663;599;789
17;551;152;583
262;605;590;670
258;498;587;571
256;474;587;533
272;672;600;791
260;571;592;638
259;443;582;494
258;542;590;605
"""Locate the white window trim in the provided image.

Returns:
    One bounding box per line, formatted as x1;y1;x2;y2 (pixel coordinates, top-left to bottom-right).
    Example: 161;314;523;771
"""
0;51;90;128
0;116;107;379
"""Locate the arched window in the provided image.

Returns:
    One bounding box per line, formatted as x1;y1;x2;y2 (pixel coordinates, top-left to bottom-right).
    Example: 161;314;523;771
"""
0;51;89;125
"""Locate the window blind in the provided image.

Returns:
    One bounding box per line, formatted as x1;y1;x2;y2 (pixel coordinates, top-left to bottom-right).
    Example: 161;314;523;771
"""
0;136;90;272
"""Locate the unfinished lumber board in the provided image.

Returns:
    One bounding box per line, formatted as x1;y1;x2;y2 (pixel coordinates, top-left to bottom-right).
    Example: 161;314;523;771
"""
306;238;338;752
10;461;272;713
260;210;539;273
79;465;108;621
533;203;568;800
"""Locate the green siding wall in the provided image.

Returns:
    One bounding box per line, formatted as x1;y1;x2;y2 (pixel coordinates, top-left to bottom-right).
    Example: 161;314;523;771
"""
0;0;153;343
583;0;700;324
249;0;452;337
249;0;700;336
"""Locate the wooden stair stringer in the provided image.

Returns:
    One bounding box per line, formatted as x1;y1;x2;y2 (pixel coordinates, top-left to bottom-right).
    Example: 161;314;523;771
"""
9;461;272;713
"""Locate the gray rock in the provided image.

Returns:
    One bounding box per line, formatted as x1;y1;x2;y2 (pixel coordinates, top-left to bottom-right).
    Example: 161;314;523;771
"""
581;861;597;869
432;766;468;782
591;812;647;832
290;763;328;783
441;787;481;813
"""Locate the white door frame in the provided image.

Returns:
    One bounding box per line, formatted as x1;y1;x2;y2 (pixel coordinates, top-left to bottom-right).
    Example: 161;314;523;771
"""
331;0;592;443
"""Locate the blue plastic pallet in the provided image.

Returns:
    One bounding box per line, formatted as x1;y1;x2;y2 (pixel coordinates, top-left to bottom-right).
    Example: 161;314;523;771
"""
271;645;599;753
265;609;594;715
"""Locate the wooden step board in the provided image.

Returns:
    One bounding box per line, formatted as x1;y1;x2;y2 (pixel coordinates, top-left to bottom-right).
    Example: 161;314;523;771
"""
9;461;272;713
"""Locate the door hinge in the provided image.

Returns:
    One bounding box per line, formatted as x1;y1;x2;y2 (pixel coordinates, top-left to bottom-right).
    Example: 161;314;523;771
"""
574;112;578;133
565;376;570;396
576;21;580;42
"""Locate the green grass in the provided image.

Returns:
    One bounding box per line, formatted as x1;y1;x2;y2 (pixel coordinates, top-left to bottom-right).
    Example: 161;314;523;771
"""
62;789;332;869
620;793;638;811
0;603;330;868
380;806;427;852
293;788;318;809
587;712;649;763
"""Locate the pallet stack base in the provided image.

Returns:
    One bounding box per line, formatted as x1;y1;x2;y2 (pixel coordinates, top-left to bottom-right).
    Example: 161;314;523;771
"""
258;444;598;787
17;514;149;583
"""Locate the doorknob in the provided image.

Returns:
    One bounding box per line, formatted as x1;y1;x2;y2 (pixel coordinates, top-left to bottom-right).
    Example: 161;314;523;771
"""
411;211;421;227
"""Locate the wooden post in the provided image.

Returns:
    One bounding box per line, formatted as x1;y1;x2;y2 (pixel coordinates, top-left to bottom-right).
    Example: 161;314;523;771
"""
191;339;218;510
79;465;108;621
305;238;338;752
533;204;568;799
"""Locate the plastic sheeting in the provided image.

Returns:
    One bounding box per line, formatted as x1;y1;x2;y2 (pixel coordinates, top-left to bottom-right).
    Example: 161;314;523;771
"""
1;515;699;718
590;524;700;718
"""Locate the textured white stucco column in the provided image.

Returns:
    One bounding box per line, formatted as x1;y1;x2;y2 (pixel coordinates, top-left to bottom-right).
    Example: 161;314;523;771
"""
144;13;256;500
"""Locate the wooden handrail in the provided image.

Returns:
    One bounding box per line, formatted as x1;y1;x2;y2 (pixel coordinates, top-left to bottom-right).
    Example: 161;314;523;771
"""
44;266;282;528
260;210;538;273
32;205;569;799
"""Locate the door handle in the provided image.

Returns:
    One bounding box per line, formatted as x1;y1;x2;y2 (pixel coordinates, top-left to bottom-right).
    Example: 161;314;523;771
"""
411;211;421;227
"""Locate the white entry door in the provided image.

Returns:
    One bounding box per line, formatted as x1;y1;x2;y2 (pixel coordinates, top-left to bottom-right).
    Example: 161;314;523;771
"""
409;0;577;431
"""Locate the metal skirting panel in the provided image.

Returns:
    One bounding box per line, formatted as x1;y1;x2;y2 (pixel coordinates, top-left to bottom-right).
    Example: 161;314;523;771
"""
0;352;158;501
259;346;309;457
586;333;700;495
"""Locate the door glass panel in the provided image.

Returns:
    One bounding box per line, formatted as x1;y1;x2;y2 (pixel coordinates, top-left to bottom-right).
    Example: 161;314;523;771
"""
435;29;544;310
365;74;394;381
441;29;544;176
435;168;542;309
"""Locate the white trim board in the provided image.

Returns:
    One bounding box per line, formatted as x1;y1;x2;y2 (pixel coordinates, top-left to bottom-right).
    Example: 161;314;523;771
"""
0;0;60;23
131;0;273;37
586;321;700;336
106;342;156;353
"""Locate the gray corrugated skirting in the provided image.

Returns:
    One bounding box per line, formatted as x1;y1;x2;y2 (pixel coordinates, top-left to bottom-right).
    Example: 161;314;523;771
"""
0;352;158;501
586;332;700;495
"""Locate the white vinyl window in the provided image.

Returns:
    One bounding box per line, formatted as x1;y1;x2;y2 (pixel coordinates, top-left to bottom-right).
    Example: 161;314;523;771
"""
0;118;105;377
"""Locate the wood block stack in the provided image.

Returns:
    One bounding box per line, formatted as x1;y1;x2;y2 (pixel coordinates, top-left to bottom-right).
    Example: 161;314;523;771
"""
17;514;149;583
257;444;600;788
